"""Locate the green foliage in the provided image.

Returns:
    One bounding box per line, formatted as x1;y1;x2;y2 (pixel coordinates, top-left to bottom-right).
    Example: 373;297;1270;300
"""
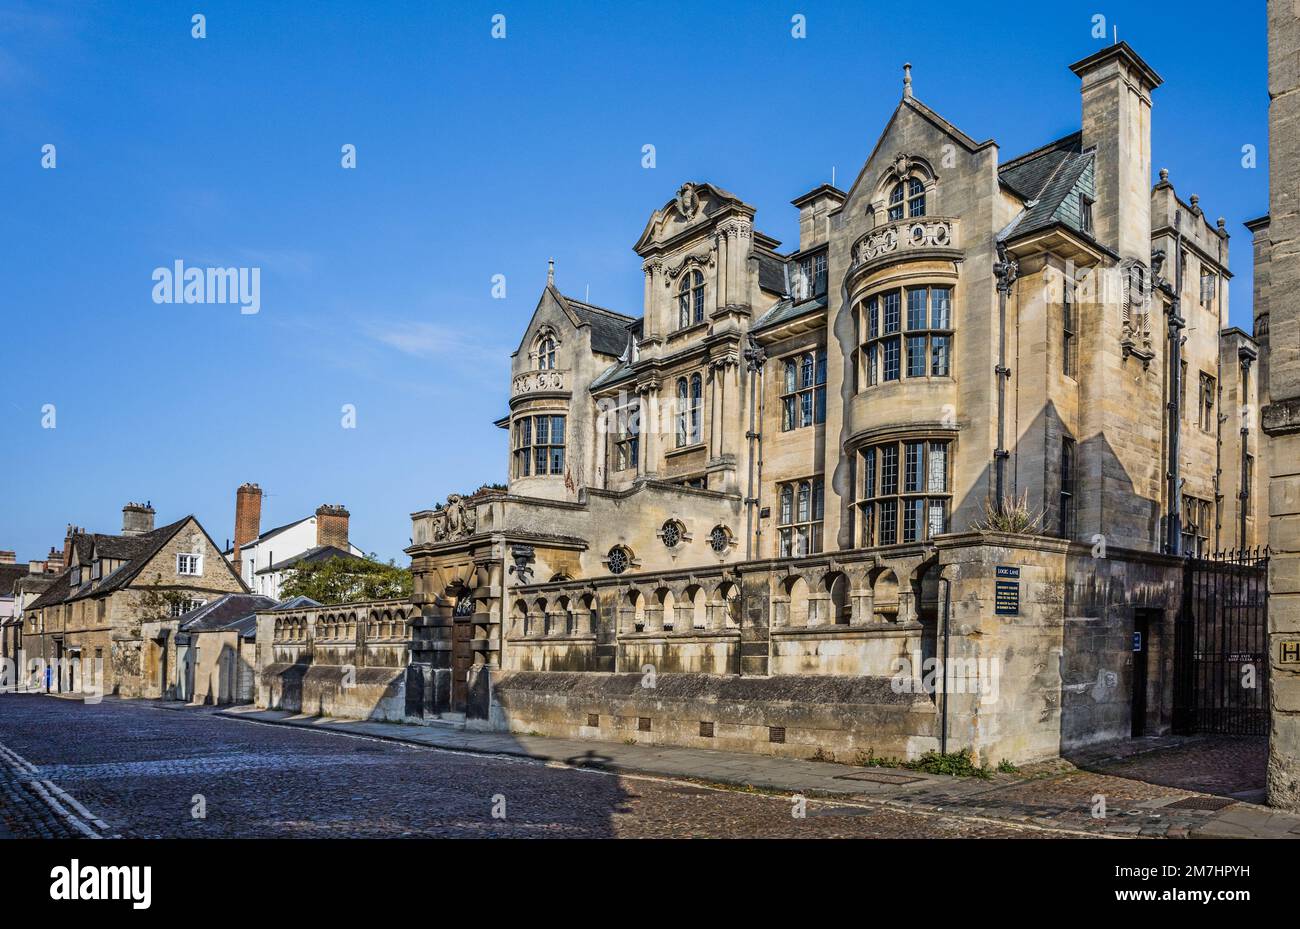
138;573;195;619
997;758;1019;774
857;747;994;779
276;555;412;605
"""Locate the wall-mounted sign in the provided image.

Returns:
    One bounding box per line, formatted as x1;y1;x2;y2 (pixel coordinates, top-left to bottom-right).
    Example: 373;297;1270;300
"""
996;565;1021;579
1281;641;1300;664
1133;631;1143;653
995;580;1020;616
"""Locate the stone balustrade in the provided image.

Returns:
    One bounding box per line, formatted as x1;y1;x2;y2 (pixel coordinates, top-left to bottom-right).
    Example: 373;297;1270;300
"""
850;216;960;266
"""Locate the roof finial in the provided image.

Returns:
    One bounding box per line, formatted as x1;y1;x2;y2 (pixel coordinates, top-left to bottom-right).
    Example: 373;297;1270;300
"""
903;62;913;99
547;258;555;286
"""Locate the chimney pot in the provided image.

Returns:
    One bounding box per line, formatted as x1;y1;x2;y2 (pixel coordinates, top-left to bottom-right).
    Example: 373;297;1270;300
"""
121;501;156;536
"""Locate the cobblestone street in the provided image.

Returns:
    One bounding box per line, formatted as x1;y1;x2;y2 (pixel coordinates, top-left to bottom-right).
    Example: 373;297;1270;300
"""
0;695;1075;839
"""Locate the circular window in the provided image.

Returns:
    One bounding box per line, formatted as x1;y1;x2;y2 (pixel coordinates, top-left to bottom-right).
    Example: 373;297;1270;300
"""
607;546;632;575
661;520;683;549
709;526;732;553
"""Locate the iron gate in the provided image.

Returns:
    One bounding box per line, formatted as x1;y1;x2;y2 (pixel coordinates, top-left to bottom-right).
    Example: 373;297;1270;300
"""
1173;548;1269;736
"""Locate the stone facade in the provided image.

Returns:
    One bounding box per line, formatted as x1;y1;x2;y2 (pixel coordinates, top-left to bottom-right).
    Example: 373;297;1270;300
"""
20;510;246;697
1263;0;1300;811
252;42;1271;766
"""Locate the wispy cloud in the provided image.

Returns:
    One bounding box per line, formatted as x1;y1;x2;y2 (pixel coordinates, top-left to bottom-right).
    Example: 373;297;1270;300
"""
363;320;509;365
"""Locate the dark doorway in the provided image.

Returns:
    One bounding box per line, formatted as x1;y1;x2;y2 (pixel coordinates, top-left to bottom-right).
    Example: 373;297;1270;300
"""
1131;609;1154;737
451;619;472;711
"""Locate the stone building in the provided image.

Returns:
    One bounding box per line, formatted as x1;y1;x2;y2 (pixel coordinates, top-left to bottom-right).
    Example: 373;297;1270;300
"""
261;43;1270;763
1261;0;1300;811
21;504;247;697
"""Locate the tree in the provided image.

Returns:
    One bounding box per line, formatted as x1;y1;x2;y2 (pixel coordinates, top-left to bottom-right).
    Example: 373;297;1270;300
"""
277;555;413;605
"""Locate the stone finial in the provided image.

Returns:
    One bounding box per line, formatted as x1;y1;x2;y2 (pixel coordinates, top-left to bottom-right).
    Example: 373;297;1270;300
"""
1217;217;1226;231
547;258;555;286
1159;167;1169;183
903;62;912;99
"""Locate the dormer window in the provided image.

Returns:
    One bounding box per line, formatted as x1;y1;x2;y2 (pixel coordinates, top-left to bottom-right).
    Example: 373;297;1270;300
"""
91;559;101;580
677;269;705;329
70;565;82;586
792;250;828;301
888;178;926;221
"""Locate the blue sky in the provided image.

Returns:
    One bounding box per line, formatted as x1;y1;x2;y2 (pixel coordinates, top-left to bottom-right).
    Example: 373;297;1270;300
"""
0;0;1268;564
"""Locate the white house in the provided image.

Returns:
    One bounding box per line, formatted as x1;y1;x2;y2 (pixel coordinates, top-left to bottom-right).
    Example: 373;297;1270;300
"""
223;484;365;600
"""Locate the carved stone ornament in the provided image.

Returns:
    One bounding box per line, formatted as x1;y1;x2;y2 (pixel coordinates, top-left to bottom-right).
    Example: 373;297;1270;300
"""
665;250;715;283
675;183;700;220
431;493;478;542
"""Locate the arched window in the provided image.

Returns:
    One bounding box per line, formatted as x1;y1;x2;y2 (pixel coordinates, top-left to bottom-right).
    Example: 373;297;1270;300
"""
536;333;557;370
677;269;705;329
676;378;689;447
888;177;926;221
689;373;702;445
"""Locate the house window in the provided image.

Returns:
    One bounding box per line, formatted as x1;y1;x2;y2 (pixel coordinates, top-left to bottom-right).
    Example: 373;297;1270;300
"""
536;334;557;370
1062;281;1076;378
778;478;824;557
613;402;640;472
887;177;926;221
859;439;951;546
781;349;827;430
1181;495;1212;557
676;375;702;447
1059;438;1077;538
677;269;705;329
1200;269;1217;307
1079;195;1094;235
70;565;82;587
792;250;828;301
513;415;566;477
1199;373;1216;432
176;553;203;576
170;598;205;618
860;286;952;387
91;559;101;581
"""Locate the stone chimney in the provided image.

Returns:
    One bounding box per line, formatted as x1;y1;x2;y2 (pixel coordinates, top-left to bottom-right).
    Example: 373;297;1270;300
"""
46;546;64;573
315;504;350;551
233;483;263;577
121;501;156;536
1069;42;1163;262
0;551;14;565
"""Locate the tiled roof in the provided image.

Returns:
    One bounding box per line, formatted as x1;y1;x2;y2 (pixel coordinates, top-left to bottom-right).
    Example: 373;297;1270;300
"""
0;562;31;598
25;517;194;611
222;516;310;555
998;133;1098;244
562;295;639;357
752;294;828;333
256;545;362;575
179;593;278;633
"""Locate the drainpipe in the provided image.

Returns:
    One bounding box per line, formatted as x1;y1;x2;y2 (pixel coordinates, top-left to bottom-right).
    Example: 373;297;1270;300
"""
743;335;767;559
993;243;1019;511
939;576;952;755
1165;213;1185;554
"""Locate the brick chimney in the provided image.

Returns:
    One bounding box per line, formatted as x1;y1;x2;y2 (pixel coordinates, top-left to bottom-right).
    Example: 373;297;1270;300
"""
1069;42;1163;262
233;483;263;578
315;504;350;551
62;525;81;570
121;501;156;536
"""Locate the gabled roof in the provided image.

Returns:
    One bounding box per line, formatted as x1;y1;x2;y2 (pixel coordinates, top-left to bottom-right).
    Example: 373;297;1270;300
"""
559;294;639;356
998;134;1099;245
272;595;322;611
0;562;30;598
222;516;311;555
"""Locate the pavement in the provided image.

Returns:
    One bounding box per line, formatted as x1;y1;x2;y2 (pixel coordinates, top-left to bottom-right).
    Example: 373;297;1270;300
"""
211;703;1300;839
4;692;1298;839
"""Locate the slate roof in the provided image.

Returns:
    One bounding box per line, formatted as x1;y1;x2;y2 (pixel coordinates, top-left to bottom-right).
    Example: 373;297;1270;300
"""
222;516;310;556
25;517;196;611
562;295;639;357
751;294;828;333
998;133;1098;244
179;593;278;633
256;545;363;575
271;595;322;611
0;562;31;598
757;253;788;294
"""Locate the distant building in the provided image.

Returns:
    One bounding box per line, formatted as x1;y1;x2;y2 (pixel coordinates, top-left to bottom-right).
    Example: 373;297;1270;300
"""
22;503;247;696
223;484;365;600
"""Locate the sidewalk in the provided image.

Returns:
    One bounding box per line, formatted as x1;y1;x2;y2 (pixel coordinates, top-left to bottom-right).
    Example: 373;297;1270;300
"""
215;704;1300;839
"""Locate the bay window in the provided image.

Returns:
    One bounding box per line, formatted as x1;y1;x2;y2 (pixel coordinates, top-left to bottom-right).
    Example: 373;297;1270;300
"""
860;285;952;387
859;438;951;546
513;414;566;477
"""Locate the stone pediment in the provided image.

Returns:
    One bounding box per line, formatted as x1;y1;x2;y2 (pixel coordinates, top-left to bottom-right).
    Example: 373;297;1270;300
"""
634;182;753;254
